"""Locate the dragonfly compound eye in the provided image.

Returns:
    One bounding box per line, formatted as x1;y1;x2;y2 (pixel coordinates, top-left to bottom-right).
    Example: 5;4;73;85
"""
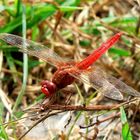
41;80;56;96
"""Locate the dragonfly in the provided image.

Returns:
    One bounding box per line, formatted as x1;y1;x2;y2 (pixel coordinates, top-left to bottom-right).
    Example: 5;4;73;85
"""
0;32;140;101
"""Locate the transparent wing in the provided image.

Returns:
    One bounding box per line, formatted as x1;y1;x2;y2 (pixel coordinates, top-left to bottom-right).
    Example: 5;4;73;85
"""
69;66;140;101
88;68;124;100
0;33;67;67
106;75;140;97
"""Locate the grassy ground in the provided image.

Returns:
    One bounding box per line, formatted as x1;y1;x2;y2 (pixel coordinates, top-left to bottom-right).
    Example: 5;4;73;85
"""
0;0;140;140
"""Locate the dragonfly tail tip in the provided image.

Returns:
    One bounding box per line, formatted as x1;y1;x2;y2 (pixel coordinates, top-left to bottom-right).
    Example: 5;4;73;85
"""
117;32;123;37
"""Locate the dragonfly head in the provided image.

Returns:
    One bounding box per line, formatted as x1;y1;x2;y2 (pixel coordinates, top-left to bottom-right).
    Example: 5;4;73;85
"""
41;80;56;96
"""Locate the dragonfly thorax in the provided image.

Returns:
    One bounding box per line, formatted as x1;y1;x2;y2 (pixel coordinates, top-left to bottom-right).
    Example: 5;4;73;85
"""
52;68;75;89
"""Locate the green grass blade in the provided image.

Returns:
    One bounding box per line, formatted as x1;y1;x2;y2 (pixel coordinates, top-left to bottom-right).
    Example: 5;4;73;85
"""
0;2;82;33
59;6;83;11
0;102;9;140
67;111;82;138
31;25;39;41
15;0;21;16
61;0;81;6
120;107;133;140
5;52;17;83
13;4;28;112
109;48;131;56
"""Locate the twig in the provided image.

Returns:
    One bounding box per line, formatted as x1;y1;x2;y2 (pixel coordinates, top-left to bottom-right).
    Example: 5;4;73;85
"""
62;18;93;40
18;110;63;140
79;98;139;129
42;104;120;111
40;98;139;112
80;112;120;129
45;20;67;44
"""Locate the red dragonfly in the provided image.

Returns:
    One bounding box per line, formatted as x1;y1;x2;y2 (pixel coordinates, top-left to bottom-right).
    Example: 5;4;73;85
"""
0;32;139;101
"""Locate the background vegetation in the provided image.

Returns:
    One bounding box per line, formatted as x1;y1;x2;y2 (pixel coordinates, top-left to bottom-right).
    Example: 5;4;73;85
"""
0;0;140;140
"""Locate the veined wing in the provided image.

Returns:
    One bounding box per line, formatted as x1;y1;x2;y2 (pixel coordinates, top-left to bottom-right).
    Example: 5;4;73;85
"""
87;67;124;100
106;75;140;97
0;33;66;67
69;66;140;101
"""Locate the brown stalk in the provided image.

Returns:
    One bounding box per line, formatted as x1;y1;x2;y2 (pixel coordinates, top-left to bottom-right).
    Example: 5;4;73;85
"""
43;104;120;111
80;112;120;129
